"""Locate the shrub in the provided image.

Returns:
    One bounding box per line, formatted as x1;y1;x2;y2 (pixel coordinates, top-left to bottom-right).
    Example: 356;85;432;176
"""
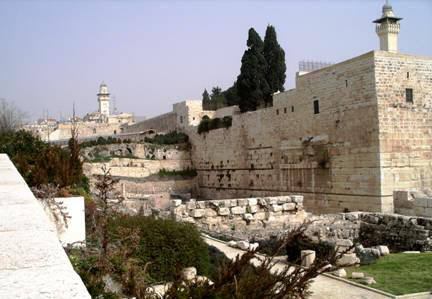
144;130;189;145
197;116;232;134
157;168;197;177
109;215;210;283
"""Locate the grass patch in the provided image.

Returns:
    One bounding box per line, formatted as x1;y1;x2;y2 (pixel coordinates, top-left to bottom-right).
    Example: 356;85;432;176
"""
345;253;432;295
157;168;197;178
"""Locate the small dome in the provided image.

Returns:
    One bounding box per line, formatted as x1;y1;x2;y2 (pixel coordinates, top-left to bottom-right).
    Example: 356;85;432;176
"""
382;1;394;17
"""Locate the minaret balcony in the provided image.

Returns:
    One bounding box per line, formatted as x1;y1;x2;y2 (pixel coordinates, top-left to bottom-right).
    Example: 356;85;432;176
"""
376;22;400;34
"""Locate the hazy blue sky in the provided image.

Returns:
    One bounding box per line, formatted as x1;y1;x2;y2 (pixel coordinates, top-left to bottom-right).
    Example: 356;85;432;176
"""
1;0;431;121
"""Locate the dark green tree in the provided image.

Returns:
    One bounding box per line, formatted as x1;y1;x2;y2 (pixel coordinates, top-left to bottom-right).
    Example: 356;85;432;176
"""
210;86;227;110
224;82;240;107
202;89;211;110
263;25;286;106
236;28;270;112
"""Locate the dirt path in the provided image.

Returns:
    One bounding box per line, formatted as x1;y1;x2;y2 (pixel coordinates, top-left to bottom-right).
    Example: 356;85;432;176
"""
204;236;391;299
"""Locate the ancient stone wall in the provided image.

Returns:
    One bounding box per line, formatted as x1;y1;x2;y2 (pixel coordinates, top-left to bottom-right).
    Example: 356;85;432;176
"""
82;143;190;161
375;51;432;202
189;51;383;214
123;112;177;134
171;195;307;240
83;158;192;178
44;122;124;142
394;190;432;217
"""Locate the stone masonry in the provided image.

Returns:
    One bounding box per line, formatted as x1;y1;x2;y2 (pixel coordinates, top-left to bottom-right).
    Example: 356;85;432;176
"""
171;195;307;239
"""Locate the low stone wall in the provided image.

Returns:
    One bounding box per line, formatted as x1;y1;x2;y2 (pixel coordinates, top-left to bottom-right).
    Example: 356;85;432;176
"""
82;143;190;161
123;112;177;134
394;190;432;218
171;196;307;239
84;158;193;178
307;212;432;252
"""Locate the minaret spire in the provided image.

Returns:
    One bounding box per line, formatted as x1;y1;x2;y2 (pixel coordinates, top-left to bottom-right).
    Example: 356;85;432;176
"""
373;1;402;53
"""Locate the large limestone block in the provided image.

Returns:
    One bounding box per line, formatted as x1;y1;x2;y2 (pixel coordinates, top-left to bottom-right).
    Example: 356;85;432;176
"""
186;201;196;210
332;269;347;278
271;204;283;212
243;213;254;221
205;208;217;217
190;209;205;218
254;212;266;220
247;205;258;213
237;199;248;206
266;197;278;205
218;207;230;216
374;245;390;256
231;206;246;215
337;253;360;266
171;199;182;207
277;197;287;204
237;241;249;250
291;196;303;203
258;198;268;206
181;267;197;281
282;203;296;211
196;201;206;209
248;198;258;206
301;250;316;267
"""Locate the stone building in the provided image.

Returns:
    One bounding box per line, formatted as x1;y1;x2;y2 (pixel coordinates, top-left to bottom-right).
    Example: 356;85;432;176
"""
125;3;432;214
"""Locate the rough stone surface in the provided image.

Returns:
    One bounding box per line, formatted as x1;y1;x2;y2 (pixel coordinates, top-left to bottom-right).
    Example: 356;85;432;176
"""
337;253;360;266
0;154;91;298
237;241;250;250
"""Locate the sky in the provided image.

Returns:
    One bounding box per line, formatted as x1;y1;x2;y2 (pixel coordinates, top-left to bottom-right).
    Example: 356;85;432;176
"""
0;0;431;122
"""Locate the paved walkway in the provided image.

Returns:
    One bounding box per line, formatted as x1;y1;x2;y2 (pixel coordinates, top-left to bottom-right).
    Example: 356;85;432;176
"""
204;236;391;299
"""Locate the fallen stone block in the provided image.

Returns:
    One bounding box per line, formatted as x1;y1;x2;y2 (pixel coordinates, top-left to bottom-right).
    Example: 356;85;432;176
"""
277;197;287;204
332;269;347;278
282;203;296;211
181;267;197;281
351;272;364;279
361;277;376;285
356;248;380;265
237;241;249;250
249;242;259;251
336;253;359;266
227;240;237;248
266;197;278;205
374;245;390;256
271;204;283;212
301;250;316;268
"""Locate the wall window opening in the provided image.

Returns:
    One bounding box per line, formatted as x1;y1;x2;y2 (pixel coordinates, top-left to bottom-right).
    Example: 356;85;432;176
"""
345;80;348;87
276;109;279;115
284;107;287;113
180;116;183;123
291;106;294;112
313;100;320;114
406;88;413;103
407;72;410;79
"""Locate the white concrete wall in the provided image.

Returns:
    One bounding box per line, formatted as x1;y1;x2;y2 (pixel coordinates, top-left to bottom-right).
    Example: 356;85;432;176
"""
41;197;86;247
0;154;90;298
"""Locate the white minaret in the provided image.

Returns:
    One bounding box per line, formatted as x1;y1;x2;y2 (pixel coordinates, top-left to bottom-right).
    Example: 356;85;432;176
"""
97;83;110;116
373;0;402;53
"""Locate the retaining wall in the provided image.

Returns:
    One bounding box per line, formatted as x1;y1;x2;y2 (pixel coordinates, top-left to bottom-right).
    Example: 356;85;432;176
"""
0;154;90;298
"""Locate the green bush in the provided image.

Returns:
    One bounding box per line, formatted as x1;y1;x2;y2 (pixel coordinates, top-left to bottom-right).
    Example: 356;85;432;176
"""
0;130;85;188
109;216;210;282
144;130;189;145
157;167;197;177
197;116;232;134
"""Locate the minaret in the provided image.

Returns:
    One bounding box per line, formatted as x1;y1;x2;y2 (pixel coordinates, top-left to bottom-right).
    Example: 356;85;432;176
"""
373;0;402;53
97;83;110;116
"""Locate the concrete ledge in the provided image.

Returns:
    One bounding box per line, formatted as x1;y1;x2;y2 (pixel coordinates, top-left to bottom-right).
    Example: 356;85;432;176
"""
0;154;90;298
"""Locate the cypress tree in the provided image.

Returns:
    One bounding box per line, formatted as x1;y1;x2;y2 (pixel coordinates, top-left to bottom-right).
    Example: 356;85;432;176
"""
202;89;210;110
263;25;286;106
236;28;270;112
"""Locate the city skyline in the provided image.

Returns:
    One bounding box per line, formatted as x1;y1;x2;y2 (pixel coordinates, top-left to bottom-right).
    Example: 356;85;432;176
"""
1;0;431;121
